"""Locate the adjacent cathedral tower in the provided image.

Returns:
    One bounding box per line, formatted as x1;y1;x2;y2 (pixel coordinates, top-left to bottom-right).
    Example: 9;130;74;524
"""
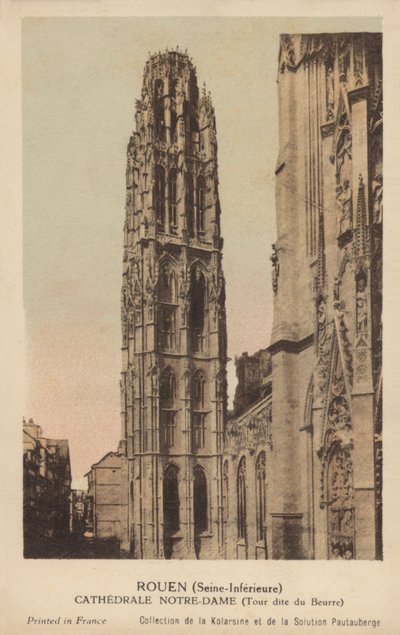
120;50;227;559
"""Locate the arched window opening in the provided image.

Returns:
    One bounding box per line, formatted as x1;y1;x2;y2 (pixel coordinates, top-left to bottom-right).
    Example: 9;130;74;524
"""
197;176;206;234
154;79;165;141
158;261;177;352
170;109;177;144
192;371;207;451
163;465;180;559
168;169;178;232
159;261;176;303
193;465;208;558
189;267;206;353
255;452;266;542
185;172;194;237
155;165;166;230
171;78;178;101
237;457;247;541
160;369;177;450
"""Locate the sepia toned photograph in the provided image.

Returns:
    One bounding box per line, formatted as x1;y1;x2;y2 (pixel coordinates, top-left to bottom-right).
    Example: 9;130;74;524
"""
22;19;382;562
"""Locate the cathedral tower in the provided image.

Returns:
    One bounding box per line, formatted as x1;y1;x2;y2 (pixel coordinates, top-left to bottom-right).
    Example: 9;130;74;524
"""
120;50;227;559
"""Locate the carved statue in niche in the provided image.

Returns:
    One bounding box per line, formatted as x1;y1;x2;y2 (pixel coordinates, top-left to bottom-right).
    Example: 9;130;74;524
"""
336;127;352;175
328;446;354;560
328;396;350;431
336;179;352;236
356;276;368;333
372;174;383;224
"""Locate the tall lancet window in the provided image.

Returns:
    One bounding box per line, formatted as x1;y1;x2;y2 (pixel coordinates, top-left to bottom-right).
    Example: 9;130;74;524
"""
255;452;266;542
237;457;247;541
192;370;207;451
197;176;206;234
168;169;177;232
185;172;195;237
163;464;180;559
155;165;166;231
193;464;208;557
154;79;165;141
158;260;177;351
159;368;177;450
189;267;206;353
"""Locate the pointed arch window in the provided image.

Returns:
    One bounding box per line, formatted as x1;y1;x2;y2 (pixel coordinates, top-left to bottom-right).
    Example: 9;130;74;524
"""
170;109;177;144
160;368;177;450
154;79;165;141
197;176;206;234
158;261;177;352
255;452;266;542
168;169;178;232
159;260;176;303
163;464;180;558
237;457;247;541
193;465;208;537
185;172;195;237
155;165;166;230
189;267;206;353
192;370;207;451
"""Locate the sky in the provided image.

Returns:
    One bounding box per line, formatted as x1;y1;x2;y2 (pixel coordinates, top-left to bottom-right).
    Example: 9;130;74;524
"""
22;16;380;487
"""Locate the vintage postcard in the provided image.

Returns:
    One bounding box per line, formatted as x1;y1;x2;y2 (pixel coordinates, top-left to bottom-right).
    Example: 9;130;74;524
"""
2;1;399;634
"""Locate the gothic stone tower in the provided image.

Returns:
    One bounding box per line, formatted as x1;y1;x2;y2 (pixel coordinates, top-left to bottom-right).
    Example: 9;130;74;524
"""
120;50;227;559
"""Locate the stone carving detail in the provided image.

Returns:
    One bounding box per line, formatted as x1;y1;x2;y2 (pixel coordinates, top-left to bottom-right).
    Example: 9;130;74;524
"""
313;295;332;406
332;308;353;394
335;123;352;242
209;267;225;328
372;174;383;225
328;396;350;431
280;35;296;72
353;35;364;87
122;259;143;329
226;401;272;454
328;446;354;559
336;179;352;236
356;275;368;334
178;266;190;325
325;65;335;121
337;36;350;83
270;244;280;293
317;296;327;352
318;335;354;559
144;257;158;321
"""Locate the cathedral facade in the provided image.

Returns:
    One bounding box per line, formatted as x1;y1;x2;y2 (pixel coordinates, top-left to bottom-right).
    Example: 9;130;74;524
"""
116;35;382;560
